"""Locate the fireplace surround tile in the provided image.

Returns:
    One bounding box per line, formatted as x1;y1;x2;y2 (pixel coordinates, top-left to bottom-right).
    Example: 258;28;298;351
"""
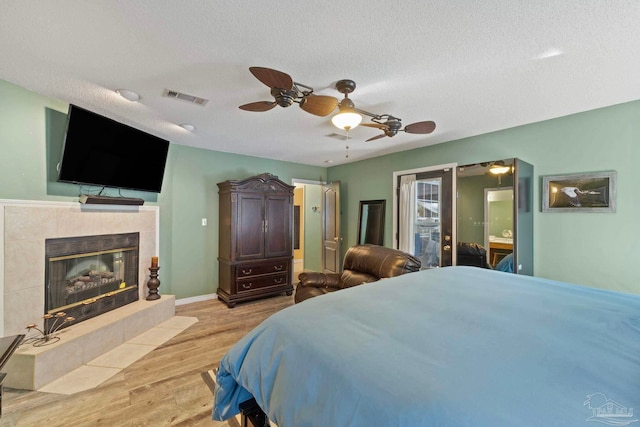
2;200;160;336
4;239;43;294
127;325;183;346
88;342;156;369
38;365;122;395
76;321;127;364
1;200;169;390
122;307;159;342
5;286;45;334
4;206;57;242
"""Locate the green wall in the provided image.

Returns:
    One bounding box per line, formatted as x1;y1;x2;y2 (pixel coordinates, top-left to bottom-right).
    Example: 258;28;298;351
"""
302;184;322;272
328;100;640;294
4;78;640;296
0;79;327;299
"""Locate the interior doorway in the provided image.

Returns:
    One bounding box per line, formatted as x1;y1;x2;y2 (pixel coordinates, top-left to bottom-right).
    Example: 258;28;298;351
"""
292;180;324;282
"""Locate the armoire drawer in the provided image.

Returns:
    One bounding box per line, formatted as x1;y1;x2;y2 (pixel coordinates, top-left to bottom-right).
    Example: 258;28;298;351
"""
235;261;288;279
236;273;289;293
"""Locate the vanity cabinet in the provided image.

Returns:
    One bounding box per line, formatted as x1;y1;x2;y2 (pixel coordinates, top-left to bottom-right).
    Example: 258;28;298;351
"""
217;173;294;307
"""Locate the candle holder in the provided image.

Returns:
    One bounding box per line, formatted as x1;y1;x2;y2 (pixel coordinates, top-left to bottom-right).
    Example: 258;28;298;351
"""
146;265;161;300
24;312;75;347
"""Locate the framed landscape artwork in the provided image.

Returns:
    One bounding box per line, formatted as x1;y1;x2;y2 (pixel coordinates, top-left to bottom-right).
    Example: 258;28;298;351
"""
542;171;616;213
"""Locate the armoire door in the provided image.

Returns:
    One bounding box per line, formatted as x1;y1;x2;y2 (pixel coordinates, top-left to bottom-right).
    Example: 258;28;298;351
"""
264;194;292;258
236;193;265;260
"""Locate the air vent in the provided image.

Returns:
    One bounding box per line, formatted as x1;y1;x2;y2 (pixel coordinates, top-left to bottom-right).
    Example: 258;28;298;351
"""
162;89;209;106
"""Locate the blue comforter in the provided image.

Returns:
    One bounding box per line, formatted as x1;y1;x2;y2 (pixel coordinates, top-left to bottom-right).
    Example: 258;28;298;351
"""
213;266;640;426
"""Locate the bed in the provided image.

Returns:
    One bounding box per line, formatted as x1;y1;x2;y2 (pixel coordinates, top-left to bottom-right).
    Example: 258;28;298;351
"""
212;266;640;426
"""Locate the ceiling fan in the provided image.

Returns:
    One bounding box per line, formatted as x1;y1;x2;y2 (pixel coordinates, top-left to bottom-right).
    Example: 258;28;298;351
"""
332;79;436;141
360;115;436;142
239;68;437;141
239;67;338;117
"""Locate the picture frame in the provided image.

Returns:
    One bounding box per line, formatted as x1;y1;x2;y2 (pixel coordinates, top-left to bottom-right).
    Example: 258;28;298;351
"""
542;171;616;213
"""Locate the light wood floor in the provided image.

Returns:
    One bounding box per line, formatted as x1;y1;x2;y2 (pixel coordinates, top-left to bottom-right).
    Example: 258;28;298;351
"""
0;294;294;427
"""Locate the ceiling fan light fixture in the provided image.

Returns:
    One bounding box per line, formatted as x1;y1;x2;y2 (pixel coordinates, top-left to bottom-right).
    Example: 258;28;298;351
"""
331;110;362;131
332;79;362;131
489;164;512;175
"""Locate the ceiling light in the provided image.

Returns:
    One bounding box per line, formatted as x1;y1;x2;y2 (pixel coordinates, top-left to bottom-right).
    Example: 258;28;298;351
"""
331;110;362;131
116;89;141;102
179;123;195;132
489;164;512;175
490;166;511;175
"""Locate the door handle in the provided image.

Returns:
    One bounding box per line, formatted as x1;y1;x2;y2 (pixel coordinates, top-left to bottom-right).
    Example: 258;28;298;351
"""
443;245;451;251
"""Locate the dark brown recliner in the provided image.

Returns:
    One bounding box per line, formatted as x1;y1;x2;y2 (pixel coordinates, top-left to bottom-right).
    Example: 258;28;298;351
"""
294;244;421;303
457;242;492;269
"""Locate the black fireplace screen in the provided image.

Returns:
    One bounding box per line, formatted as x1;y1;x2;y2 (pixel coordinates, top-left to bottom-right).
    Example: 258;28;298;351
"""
45;233;140;329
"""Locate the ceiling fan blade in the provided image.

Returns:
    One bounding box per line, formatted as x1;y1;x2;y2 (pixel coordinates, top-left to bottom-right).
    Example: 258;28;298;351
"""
239;101;277;112
403;121;436;134
360;123;387;130
249;67;294;90
299;95;339;117
366;133;388;142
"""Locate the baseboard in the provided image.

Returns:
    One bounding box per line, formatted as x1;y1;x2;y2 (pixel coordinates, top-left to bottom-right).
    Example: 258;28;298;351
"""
175;293;217;306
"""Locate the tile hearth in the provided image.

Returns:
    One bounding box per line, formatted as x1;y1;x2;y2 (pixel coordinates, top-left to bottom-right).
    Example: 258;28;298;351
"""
38;315;198;395
5;296;177;390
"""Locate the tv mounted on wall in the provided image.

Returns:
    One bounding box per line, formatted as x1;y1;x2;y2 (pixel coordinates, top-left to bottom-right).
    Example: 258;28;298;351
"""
58;104;170;193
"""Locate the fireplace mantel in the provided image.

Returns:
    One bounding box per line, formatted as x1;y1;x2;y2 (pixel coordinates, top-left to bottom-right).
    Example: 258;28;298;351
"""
0;199;160;337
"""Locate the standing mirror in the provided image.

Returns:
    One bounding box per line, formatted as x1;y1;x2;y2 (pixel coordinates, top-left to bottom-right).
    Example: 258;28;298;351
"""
358;200;386;246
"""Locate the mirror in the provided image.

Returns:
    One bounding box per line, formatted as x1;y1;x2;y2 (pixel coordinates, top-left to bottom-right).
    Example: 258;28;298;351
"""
484;187;513;268
358;200;386;245
456;158;533;274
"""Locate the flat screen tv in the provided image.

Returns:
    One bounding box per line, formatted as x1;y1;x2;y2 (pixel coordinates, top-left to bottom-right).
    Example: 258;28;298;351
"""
58;104;170;193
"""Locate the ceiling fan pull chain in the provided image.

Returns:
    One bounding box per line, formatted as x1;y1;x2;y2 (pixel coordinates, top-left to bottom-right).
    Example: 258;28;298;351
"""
345;130;350;158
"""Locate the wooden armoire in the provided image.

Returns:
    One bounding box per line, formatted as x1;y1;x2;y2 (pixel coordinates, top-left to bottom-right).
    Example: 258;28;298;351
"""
217;173;294;307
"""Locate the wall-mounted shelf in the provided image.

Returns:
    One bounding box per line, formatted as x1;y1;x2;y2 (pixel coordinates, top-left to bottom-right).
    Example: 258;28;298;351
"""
79;195;144;206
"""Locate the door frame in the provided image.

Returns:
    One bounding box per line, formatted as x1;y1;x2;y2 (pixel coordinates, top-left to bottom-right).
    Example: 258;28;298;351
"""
291;178;334;273
392;163;457;262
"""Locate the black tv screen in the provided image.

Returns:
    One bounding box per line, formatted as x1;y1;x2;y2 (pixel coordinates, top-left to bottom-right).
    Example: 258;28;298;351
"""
58;105;170;193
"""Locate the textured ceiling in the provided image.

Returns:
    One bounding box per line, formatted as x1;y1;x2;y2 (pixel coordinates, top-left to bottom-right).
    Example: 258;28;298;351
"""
1;1;639;167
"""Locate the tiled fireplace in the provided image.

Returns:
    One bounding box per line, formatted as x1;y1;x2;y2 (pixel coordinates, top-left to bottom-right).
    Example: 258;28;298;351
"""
0;200;175;389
